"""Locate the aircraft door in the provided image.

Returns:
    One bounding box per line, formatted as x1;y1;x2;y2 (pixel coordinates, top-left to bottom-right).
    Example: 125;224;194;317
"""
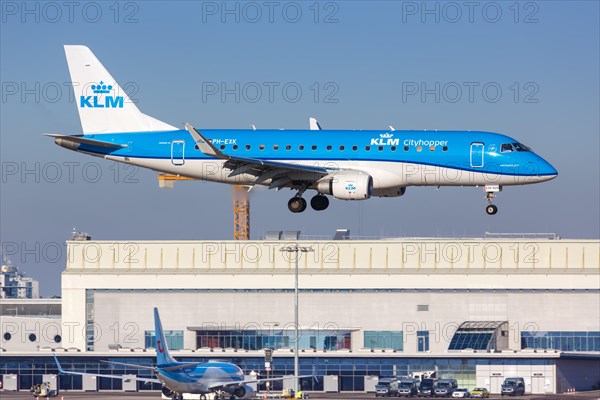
171;140;185;165
470;142;484;168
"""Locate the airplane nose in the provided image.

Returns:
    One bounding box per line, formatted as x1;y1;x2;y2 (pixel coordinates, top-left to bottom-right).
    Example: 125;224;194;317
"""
538;158;558;181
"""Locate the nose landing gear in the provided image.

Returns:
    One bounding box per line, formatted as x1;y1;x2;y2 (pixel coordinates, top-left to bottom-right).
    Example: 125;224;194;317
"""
485;191;498;215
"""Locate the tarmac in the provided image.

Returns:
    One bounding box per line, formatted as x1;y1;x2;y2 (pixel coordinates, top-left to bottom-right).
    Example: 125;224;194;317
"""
1;391;600;400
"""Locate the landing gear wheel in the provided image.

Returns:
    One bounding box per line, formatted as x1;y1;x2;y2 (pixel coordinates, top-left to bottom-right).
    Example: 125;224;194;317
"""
288;197;307;213
486;204;498;215
310;195;329;211
200;395;207;400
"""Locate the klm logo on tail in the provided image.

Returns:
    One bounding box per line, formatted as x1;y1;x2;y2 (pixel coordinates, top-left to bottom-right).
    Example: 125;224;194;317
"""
80;81;124;108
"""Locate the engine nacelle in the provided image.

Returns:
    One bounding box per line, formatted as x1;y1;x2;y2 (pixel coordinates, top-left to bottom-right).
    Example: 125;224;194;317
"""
317;171;373;200
161;387;174;398
233;385;256;399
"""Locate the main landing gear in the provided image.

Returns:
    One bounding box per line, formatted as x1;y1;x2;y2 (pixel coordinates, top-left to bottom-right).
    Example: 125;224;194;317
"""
288;196;307;213
210;392;235;400
310;194;329;211
485;191;498;215
288;192;329;213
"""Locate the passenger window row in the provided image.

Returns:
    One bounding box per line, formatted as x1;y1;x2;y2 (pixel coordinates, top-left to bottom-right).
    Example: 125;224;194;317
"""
216;144;450;152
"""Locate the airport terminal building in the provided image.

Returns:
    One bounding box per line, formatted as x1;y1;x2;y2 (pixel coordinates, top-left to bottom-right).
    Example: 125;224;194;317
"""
1;236;599;394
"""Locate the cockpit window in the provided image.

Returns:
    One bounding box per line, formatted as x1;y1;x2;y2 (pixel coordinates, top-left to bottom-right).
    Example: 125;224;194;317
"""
501;143;514;152
512;142;531;152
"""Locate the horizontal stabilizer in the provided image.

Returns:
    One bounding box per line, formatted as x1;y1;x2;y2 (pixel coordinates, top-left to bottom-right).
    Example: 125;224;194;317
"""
45;134;127;149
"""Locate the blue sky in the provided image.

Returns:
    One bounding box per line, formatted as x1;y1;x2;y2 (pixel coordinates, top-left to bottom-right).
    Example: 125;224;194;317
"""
1;1;598;296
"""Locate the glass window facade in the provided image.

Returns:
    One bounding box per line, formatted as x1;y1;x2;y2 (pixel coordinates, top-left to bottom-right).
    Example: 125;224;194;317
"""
449;333;493;350
417;331;430;352
364;331;403;351
448;321;505;351
85;290;94;351
0;356;551;392
521;331;600;351
194;330;351;351
145;330;184;350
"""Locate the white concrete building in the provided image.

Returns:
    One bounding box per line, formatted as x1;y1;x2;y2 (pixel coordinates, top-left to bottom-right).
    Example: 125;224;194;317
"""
0;264;39;299
1;237;599;393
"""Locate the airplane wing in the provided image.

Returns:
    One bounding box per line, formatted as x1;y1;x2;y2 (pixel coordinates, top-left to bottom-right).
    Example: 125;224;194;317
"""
160;362;207;372
45;134;127;149
53;354;161;384
207;375;313;390
100;360;157;371
185;123;334;190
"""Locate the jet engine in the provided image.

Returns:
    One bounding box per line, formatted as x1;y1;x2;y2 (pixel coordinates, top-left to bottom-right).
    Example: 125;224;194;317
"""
316;171;373;200
233;385;256;399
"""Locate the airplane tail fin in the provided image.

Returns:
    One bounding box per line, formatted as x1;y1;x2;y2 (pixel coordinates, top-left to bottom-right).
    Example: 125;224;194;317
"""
154;307;177;366
64;45;176;134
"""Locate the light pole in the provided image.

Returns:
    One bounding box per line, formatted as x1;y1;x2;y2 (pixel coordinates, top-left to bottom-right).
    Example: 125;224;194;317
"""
280;243;313;397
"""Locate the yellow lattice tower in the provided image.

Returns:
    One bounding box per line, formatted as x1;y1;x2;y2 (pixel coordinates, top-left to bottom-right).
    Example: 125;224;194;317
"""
232;185;250;240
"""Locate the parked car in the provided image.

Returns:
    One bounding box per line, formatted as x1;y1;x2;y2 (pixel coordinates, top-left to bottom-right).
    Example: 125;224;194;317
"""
398;378;420;397
418;378;437;397
452;388;471;398
470;388;490;398
434;379;458;397
376;377;399;397
501;378;525;396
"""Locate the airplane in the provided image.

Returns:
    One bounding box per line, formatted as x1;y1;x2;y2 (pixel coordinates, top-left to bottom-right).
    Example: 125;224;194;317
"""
49;45;558;215
54;308;309;400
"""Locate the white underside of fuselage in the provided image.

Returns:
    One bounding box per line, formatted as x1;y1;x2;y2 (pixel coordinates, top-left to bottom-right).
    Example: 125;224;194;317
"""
158;373;207;394
105;155;552;193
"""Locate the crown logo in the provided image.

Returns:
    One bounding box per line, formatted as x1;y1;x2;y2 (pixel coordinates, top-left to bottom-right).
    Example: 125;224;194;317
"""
380;133;394;139
91;81;113;94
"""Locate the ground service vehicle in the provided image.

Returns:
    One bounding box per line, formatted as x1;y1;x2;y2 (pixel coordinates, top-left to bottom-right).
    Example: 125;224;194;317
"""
376;377;399;397
418;378;437;397
470;388;489;398
501;378;525;396
398;378;419;397
434;379;458;397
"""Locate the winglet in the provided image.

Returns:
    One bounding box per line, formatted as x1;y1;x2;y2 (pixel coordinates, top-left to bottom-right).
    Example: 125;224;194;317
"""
184;123;226;159
53;353;65;374
309;117;322;130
